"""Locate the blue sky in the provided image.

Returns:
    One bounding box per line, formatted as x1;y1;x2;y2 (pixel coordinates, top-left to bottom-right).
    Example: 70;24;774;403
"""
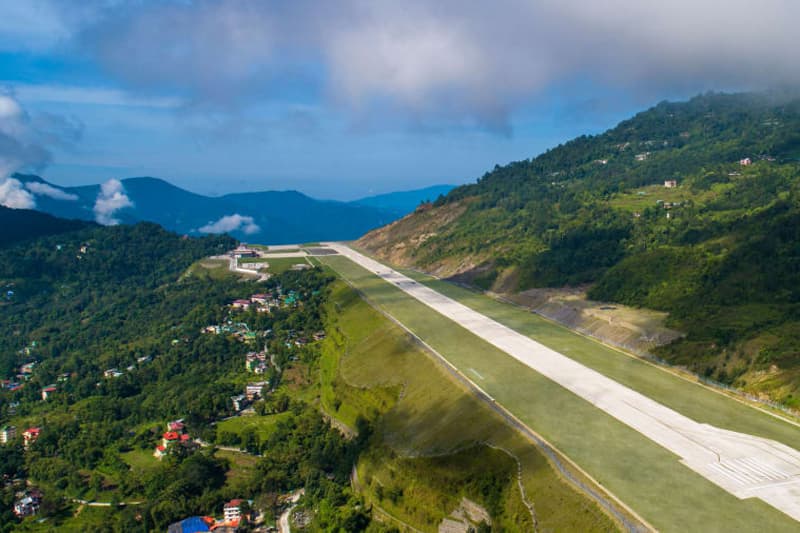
0;1;795;200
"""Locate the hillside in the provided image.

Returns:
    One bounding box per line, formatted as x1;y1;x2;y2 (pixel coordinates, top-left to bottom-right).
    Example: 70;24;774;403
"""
0;206;91;247
12;175;444;244
358;91;800;405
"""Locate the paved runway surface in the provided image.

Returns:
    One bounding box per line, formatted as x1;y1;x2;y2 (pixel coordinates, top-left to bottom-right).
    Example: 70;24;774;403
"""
327;242;800;522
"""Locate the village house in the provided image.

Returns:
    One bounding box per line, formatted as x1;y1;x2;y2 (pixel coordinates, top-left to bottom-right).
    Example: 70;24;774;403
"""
250;293;269;305
223;499;244;523
13;490;42;517
246;352;268;374
104;368;123;378
635;152;650;161
0;424;16;444
23;427;40;449
167;516;216;533
231;394;248;412
41;384;56;400
663;179;677;188
20;362;36;374
1;379;21;390
232;299;252;310
153;445;167;459
245;382;269;401
232;244;258;258
740;157;752;166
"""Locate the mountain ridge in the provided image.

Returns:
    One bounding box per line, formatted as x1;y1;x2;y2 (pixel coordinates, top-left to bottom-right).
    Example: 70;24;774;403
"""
11;174;448;244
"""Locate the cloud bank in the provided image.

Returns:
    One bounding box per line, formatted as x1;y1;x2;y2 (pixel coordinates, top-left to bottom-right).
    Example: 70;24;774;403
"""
70;0;800;129
25;181;78;201
5;1;800;131
0;178;35;209
199;214;260;235
93;178;133;225
0;92;56;209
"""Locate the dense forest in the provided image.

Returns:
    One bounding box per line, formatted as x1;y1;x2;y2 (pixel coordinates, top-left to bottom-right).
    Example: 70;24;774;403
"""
0;221;382;532
0;206;91;247
358;91;800;403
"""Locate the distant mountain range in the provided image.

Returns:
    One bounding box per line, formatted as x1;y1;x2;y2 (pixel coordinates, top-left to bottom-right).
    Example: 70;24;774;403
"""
11;174;454;244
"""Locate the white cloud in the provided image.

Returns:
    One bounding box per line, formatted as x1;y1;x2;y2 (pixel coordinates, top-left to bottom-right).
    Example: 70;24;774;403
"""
0;92;51;187
0;177;36;209
93;178;133;225
198;214;260;235
25;180;78;201
6;82;182;109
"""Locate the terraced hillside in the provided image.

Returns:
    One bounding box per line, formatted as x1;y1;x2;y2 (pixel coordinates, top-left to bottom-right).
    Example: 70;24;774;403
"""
358;91;800;405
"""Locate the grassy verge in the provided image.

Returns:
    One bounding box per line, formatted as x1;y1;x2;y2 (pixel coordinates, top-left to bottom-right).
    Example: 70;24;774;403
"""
320;254;800;533
320;281;617;532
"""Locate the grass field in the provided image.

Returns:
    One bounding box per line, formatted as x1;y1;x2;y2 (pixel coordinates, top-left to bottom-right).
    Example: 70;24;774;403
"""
215;412;291;441
183;258;238;281
121;447;160;473
260;256;311;275
319;254;800;532
321;281;617;532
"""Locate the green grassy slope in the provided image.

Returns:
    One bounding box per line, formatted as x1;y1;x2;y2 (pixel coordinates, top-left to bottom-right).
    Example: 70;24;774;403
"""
320;280;618;532
320;254;800;532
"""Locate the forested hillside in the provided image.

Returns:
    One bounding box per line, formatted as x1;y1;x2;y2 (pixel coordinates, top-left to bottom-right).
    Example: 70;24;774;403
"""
0;223;379;531
358;91;800;404
0;206;90;247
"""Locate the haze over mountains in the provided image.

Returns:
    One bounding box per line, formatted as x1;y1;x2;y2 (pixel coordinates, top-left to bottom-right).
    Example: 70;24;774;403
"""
8;175;453;244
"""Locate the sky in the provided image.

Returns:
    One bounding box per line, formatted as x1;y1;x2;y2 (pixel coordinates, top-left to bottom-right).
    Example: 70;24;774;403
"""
0;1;798;201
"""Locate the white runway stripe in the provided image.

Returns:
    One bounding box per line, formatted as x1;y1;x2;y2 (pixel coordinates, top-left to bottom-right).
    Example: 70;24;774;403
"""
709;462;749;486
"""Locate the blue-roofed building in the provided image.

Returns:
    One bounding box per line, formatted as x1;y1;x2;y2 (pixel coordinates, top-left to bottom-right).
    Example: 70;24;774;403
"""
166;516;213;533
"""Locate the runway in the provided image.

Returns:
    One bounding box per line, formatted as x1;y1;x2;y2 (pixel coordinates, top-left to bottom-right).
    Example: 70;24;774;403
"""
326;242;800;522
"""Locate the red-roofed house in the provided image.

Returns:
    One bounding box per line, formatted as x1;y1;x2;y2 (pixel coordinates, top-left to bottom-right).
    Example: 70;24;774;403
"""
163;431;180;447
41;385;56;400
223;499;243;522
153;445;167;459
168;420;185;432
23;427;40;449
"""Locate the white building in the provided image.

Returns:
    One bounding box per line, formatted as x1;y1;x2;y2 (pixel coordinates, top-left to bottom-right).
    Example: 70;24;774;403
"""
0;425;16;444
245;382;268;400
224;499;243;522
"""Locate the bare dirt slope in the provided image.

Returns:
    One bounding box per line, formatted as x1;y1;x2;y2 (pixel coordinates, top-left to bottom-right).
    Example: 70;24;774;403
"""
502;286;683;356
356;200;488;278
